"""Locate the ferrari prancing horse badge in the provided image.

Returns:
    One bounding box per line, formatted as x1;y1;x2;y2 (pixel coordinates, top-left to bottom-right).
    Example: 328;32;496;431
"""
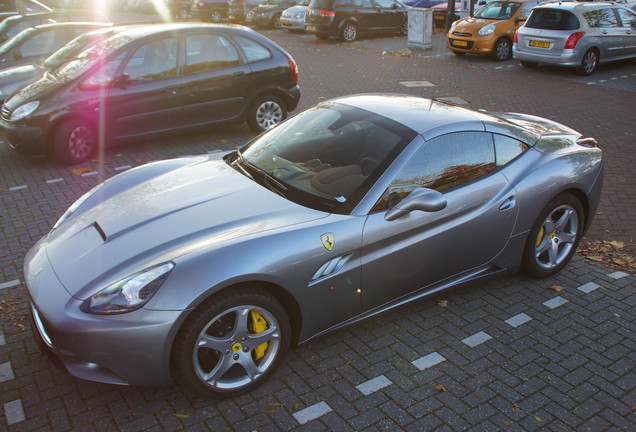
321;233;335;251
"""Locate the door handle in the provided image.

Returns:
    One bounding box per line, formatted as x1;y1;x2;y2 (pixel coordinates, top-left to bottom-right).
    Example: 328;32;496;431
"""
499;196;516;210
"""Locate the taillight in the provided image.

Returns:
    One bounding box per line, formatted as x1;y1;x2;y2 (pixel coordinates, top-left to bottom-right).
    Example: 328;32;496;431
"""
289;58;299;83
565;32;585;49
514;29;518;44
199;0;203;7
318;9;335;17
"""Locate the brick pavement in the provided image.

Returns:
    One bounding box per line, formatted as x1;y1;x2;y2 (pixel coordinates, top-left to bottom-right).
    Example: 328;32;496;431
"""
0;15;635;432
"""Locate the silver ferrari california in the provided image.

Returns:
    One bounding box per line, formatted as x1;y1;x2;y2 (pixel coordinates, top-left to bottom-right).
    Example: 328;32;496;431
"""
25;94;603;398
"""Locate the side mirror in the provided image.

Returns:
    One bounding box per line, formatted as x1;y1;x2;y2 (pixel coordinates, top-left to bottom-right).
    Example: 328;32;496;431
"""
517;15;527;22
12;50;22;61
112;73;131;89
384;188;447;221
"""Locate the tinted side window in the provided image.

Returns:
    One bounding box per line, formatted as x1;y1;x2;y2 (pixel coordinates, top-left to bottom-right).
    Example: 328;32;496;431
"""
353;0;372;7
494;134;528;167
526;9;580;30
374;132;496;210
583;8;619;28
374;0;396;8
122;38;178;82
19;29;65;57
232;34;271;63
616;7;636;28
335;0;352;7
185;34;239;74
517;1;538;19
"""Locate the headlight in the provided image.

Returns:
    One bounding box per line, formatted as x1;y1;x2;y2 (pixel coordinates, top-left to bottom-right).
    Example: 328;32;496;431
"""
478;24;495;36
449;20;459;31
53;182;104;229
81;262;175;314
10;101;39;120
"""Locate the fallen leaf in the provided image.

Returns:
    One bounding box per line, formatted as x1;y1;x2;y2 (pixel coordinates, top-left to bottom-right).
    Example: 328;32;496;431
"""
609;241;624;249
546;375;552;382
293;402;300;410
437;299;448;308
587;255;604;262
71;168;93;175
614;313;621;317
521;377;529;382
174;413;189;419
435;384;447;392
135;159;145;164
503;420;511;426
549;285;565;292
512;403;520;413
216;138;227;143
535;416;543;423
556;425;569;431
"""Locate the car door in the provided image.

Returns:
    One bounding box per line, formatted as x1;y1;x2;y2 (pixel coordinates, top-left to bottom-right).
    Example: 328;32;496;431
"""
351;0;377;32
615;6;636;57
372;0;403;31
583;7;623;60
106;36;182;139
180;31;251;127
359;132;518;311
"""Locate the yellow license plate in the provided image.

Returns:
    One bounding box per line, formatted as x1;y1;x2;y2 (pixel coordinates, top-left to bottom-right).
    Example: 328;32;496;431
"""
452;40;468;47
282;19;290;25
306;25;316;32
530;40;549;48
246;17;252;22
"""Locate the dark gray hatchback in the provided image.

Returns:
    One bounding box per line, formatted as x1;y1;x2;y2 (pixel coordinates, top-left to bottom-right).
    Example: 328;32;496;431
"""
0;23;301;164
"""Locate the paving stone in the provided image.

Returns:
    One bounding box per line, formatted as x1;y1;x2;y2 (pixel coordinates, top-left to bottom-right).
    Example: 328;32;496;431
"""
3;399;25;426
293;401;333;425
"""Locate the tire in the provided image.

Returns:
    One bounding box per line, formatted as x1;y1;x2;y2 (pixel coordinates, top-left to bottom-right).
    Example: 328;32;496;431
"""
172;287;290;398
271;13;282;29
247;95;286;133
401;20;408;36
175;7;189;20
53;119;96;165
576;49;598;76
492;38;511;61
340;22;358;42
209;9;223;23
521;193;584;278
521;60;538;68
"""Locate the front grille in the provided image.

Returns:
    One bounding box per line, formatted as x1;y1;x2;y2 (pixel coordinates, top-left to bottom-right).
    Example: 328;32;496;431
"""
452;31;472;37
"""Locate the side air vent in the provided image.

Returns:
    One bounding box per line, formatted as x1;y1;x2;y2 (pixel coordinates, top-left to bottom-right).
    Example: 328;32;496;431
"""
311;253;354;283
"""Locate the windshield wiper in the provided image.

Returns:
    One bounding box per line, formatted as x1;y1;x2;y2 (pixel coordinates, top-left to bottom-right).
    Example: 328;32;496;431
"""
232;151;253;180
240;157;289;198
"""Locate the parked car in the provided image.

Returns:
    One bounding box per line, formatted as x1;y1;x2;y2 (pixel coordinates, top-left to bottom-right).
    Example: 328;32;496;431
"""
447;0;539;60
305;0;408;42
246;0;298;28
0;23;300;164
432;1;460;28
0;22;111;71
191;0;229;22
168;0;192;19
0;10;109;43
513;2;636;75
280;0;310;31
23;93;603;398
402;0;445;8
0;0;52;22
0;26;128;104
227;0;268;23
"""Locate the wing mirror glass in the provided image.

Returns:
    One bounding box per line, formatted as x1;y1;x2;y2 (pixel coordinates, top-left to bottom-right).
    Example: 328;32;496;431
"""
385;188;447;221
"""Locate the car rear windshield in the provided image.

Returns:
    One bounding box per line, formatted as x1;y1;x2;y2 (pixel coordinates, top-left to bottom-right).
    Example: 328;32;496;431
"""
309;0;335;9
525;9;580;30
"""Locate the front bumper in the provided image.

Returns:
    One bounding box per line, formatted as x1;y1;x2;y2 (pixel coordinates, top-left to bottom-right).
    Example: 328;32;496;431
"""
25;238;183;388
0;116;46;155
281;16;305;30
447;34;497;55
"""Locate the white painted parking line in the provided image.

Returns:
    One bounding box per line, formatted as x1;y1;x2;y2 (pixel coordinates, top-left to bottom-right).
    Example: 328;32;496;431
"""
81;171;98;177
462;331;492;348
0;362;14;383
4;399;25;426
412;352;446;370
114;165;132;171
505;313;532;328
543;296;568;309
577;282;600;294
608;271;629;280
400;80;436;88
0;280;21;290
356;375;392;395
293;401;332;425
46;178;64;184
0;333;5;346
9;185;27;191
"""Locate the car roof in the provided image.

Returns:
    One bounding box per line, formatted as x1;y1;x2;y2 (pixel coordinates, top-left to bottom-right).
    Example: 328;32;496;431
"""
331;94;541;143
534;1;618;11
103;22;261;39
30;22;112;31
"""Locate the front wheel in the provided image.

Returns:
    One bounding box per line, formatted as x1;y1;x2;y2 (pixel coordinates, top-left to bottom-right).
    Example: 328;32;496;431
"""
53;119;96;165
247;95;286;133
172;288;290;398
271;13;282;29
175;7;189;20
521;193;584;278
209;9;223;23
492;38;511;61
340;22;358;42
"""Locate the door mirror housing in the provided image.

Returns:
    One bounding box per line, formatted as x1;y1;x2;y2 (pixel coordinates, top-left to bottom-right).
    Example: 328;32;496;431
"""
384;188;447;221
12;50;22;61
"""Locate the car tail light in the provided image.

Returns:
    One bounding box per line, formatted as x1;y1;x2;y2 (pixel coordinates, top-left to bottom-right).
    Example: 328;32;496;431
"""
199;0;203;6
565;32;585;49
318;9;335;17
289;58;299;83
514;29;518;44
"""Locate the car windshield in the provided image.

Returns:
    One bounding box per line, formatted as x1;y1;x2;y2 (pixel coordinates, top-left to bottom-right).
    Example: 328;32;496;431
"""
41;30;114;70
53;33;132;81
474;1;520;20
233;102;416;213
264;0;289;4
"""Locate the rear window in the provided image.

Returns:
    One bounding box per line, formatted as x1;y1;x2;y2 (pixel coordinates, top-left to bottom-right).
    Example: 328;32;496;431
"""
309;0;335;9
526;9;580;30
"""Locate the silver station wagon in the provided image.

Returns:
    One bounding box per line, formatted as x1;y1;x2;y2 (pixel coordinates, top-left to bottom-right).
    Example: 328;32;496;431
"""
513;2;636;75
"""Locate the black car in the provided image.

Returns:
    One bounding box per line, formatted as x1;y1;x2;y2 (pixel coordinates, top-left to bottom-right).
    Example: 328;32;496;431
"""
0;23;301;164
227;0;268;23
246;0;298;28
305;0;408;42
0;10;109;43
191;0;229;22
0;22;111;71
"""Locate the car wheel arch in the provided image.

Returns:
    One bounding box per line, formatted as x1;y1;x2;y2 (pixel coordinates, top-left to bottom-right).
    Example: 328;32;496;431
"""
48;114;98;156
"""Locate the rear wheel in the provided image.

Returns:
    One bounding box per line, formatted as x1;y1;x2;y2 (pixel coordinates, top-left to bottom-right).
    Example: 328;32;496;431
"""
172;288;290;398
492;38;511;61
340;22;358;42
209;9;223;23
53;119;96;165
576;49;598;76
247;95;286;133
521;193;584;278
175;7;189;20
271;13;282;29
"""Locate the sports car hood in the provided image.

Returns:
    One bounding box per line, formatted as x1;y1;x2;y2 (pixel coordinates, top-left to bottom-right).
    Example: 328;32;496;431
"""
45;155;328;298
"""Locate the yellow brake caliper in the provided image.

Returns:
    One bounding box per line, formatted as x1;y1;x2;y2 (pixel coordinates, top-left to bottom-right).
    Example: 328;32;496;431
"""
250;310;269;361
536;227;545;248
